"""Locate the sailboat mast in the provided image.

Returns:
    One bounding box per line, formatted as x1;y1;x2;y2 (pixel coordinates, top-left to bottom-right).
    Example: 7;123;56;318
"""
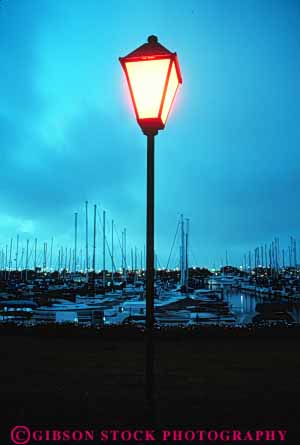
16;234;19;271
85;201;89;281
180;214;185;286
80;248;83;271
25;240;29;280
103;210;106;287
50;237;53;272
4;244;7;280
111;219;114;284
93;204;96;274
64;246;67;271
34;238;37;271
58;249;61;276
44;242;48;271
61;246;64;274
121;230;124;277
264;244;267;270
185;218;189;287
74;212;78;272
124;228;127;281
20;247;24;280
134;246;137;283
0;249;3;277
8;238;12;279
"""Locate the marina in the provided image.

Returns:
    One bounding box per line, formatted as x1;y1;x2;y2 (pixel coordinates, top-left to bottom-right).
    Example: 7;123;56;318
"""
1;265;300;328
1;207;300;329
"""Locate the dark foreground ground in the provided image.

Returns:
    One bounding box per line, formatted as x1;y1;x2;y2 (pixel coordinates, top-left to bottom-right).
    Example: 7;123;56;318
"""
1;326;300;443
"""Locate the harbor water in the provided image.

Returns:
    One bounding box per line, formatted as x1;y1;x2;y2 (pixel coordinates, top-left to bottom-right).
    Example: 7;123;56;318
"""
217;285;300;324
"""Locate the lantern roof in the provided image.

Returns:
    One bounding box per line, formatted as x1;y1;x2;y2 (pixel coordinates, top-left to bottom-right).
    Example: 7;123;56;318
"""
122;35;174;59
120;35;183;83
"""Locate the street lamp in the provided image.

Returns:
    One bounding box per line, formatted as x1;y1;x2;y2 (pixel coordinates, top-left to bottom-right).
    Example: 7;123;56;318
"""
119;35;182;135
119;35;182;405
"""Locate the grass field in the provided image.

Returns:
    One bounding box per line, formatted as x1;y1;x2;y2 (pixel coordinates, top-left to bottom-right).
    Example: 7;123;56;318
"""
1;329;299;441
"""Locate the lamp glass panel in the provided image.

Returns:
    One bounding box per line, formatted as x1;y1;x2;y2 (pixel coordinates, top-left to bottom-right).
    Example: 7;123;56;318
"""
161;62;179;124
125;58;170;119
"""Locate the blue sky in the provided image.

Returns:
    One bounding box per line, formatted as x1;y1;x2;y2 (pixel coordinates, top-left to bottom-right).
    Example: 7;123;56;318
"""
0;0;300;269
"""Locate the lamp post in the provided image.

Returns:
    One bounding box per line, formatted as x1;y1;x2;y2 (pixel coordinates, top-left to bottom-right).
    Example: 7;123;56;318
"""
119;35;182;406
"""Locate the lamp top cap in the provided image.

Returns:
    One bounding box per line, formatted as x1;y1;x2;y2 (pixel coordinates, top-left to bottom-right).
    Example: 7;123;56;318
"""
120;35;175;60
148;35;158;44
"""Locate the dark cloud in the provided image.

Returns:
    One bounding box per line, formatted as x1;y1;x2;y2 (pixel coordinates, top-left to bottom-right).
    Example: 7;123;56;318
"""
0;108;145;227
0;1;49;117
0;0;300;265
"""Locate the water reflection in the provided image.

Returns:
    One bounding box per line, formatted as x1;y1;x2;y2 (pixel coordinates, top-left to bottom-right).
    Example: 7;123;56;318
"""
222;287;256;322
212;285;300;324
292;307;300;323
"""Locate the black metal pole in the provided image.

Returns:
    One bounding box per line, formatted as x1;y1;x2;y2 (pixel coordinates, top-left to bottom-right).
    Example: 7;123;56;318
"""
146;132;155;406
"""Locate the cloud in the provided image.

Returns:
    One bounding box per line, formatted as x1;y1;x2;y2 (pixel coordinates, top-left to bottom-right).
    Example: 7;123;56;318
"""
0;0;300;266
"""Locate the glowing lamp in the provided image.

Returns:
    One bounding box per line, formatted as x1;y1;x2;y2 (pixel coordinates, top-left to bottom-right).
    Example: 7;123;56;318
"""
119;35;182;134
